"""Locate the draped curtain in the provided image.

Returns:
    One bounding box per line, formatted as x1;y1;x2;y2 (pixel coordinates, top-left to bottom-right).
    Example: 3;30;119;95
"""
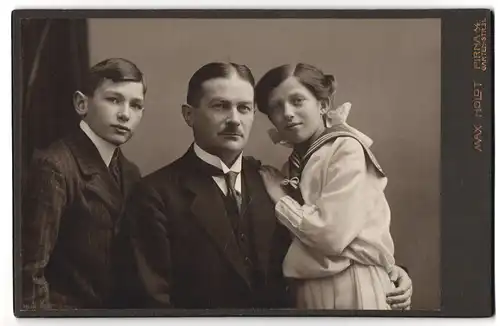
19;18;89;185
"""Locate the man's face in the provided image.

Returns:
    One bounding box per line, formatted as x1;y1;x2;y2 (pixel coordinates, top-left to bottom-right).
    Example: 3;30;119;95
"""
186;75;255;158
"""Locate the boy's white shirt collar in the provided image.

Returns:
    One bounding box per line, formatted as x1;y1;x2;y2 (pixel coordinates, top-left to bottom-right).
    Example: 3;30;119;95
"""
80;120;117;167
193;142;242;195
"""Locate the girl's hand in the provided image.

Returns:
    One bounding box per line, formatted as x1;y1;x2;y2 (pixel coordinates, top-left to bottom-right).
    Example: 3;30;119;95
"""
387;265;413;310
258;165;289;204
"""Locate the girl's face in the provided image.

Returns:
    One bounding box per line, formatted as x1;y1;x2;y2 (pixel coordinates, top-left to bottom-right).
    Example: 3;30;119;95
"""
267;76;326;146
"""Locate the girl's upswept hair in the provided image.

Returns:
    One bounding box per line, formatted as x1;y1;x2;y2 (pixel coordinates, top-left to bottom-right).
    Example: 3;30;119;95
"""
255;63;336;115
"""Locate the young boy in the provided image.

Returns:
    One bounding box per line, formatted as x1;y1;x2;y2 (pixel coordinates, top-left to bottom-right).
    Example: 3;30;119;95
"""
21;58;146;310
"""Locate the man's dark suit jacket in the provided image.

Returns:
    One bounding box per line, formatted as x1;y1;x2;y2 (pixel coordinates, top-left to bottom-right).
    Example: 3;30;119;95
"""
21;129;141;310
116;146;293;309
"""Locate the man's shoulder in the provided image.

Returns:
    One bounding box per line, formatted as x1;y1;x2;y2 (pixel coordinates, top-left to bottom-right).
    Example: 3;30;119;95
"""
140;154;189;187
242;155;263;171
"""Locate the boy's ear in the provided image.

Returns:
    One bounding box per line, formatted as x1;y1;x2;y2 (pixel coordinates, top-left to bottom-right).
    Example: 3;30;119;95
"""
73;91;88;117
181;103;194;127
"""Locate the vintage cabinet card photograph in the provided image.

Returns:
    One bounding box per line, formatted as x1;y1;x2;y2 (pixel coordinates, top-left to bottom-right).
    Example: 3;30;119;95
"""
11;9;493;318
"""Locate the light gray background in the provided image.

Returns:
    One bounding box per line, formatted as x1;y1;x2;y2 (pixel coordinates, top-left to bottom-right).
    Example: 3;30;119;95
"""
88;18;441;310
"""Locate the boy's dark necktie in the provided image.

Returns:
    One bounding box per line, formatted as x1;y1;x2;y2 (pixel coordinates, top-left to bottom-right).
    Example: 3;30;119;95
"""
109;148;122;191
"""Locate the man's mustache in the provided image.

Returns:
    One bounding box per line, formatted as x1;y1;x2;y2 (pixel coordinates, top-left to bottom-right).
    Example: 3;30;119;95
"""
219;126;244;137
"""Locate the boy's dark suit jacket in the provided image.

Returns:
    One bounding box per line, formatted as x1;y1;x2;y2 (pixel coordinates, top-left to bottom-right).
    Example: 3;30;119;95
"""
117;146;293;309
21;129;141;310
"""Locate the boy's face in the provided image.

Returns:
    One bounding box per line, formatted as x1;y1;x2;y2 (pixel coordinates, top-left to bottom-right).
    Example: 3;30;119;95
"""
184;75;255;158
81;79;145;146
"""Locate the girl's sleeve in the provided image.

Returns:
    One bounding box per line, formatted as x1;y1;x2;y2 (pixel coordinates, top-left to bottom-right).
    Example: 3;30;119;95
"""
275;137;370;256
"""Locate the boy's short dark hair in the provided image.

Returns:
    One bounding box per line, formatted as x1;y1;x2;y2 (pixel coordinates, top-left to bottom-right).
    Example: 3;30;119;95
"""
80;58;147;96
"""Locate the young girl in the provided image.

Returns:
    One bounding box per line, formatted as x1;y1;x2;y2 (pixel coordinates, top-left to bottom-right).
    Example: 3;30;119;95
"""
256;63;396;310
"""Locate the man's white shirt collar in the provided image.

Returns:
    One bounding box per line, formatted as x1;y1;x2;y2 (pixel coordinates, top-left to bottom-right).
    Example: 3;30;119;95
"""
193;142;242;174
193;142;242;195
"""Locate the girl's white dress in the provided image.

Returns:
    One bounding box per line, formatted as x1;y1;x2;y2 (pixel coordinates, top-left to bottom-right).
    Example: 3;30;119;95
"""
275;124;395;310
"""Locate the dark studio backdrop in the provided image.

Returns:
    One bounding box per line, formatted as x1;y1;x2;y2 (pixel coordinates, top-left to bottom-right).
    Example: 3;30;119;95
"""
19;17;441;311
19;18;89;186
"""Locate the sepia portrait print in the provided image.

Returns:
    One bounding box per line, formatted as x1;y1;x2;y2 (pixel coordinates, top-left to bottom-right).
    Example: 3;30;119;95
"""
15;11;467;317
